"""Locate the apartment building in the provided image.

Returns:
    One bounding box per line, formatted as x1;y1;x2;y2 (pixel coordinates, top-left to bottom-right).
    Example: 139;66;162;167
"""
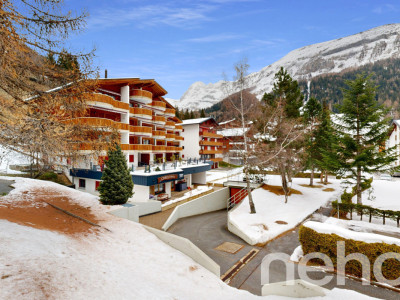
181;117;223;169
68;78;211;201
387;119;400;172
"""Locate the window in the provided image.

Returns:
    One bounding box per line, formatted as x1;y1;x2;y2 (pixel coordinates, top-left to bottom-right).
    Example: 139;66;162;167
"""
95;181;100;190
79;179;86;188
182;146;184;149
182;155;185;158
154;183;165;194
129;155;134;162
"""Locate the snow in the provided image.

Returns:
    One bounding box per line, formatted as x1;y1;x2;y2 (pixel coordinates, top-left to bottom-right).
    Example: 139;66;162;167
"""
0;146;30;174
177;23;400;110
324;217;400;236
206;167;244;183
229;176;342;245
161;185;212;207
182;117;214;125
218;127;249;137
303;220;400;247
290;246;304;263
351;177;400;211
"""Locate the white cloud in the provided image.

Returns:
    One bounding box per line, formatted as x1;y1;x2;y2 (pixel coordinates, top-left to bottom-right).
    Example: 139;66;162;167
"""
186;33;243;43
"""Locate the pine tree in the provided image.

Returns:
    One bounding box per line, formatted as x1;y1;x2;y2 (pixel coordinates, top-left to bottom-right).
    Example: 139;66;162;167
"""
335;74;399;204
315;101;339;184
303;97;322;186
98;144;134;205
200;109;206;118
190;110;195;119
183;109;190;120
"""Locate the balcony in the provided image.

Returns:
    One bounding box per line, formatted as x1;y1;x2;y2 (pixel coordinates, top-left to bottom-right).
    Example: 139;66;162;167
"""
68;117;129;131
165;133;175;141
88;93;130;111
150;101;166;111
201;131;223;139
165;146;183;152
175;125;183;132
129;107;152;120
130;89;152;104
152;115;166;125
152;145;166;152
165;108;176;117
175;136;184;141
129;126;152;137
200;140;223;146
121;144;153;152
210;157;223;162
152;130;166;139
199;149;223;155
165;121;175;129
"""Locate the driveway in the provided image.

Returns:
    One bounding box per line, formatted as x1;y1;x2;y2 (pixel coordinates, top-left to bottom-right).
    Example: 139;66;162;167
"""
168;209;399;299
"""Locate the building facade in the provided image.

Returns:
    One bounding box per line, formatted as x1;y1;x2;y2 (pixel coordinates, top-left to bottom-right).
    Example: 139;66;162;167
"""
181;118;223;168
68;78;211;201
387;119;400;170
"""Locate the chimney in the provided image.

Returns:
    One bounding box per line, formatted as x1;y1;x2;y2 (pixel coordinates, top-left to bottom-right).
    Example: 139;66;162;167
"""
105;69;108;78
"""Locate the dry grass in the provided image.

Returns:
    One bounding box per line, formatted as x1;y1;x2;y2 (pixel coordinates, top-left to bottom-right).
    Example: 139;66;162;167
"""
300;184;323;188
275;220;288;225
323;188;335;192
262;184;302;196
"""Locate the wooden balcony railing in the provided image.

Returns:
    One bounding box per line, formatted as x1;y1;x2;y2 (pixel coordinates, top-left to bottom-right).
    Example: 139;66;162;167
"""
130;89;152;99
152;145;166;152
199;149;223;155
201;131;223;139
90;93;130;110
210;157;223;162
165;121;175;128
152;115;166;124
175;125;183;131
165;108;176;116
129;126;152;135
129;107;152;118
166;134;175;140
121;144;153;151
68;117;129;131
151;101;166;110
152;130;167;138
175;136;184;141
200;140;223;146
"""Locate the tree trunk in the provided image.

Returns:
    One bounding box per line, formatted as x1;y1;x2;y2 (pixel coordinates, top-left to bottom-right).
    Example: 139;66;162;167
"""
324;171;328;184
356;166;362;204
281;171;289;203
310;164;314;186
320;171;324;183
247;176;256;214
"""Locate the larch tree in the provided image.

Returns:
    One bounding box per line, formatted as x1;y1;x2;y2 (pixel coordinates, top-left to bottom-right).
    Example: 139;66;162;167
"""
98;144;134;205
0;0;115;174
334;74;399;204
255;68;305;203
303;97;322;186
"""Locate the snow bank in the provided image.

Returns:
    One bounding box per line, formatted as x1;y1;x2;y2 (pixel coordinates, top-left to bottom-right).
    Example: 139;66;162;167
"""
229;176;341;245
303;221;400;247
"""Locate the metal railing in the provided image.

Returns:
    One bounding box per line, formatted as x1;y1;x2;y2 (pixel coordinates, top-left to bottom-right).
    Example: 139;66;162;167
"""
227;187;248;211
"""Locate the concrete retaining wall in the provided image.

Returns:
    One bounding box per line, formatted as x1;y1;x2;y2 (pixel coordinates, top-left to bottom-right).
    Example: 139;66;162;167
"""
144;226;220;277
131;200;161;216
262;280;327;297
227;215;255;245
108;204;140;222
162;187;229;231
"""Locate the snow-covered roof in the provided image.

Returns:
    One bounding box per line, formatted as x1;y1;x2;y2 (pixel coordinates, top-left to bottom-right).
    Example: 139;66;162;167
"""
219;118;236;125
217;127;249;137
392;119;400;128
182;117;214;125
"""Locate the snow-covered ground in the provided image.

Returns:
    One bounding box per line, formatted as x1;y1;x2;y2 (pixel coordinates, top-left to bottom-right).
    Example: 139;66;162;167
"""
351;177;400;211
0;176;378;299
161;185;212;207
229;176;342;245
206;167;243;183
0;146;30;174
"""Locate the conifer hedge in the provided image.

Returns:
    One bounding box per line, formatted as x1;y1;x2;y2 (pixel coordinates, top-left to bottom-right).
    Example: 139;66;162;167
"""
299;225;400;283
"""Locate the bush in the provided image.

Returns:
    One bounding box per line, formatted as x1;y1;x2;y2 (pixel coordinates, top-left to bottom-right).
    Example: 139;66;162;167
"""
38;172;58;182
299;225;400;283
340;190;353;204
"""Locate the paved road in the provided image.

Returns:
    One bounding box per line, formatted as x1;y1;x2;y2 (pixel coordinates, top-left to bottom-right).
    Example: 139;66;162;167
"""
0;179;14;195
168;209;399;299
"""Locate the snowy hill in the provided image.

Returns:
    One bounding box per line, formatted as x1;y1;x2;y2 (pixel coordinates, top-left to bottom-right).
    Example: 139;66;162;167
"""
177;23;400;110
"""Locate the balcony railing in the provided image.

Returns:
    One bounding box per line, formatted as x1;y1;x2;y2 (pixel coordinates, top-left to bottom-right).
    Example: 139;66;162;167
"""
175;125;183;131
175;136;184;141
200;140;223;146
151;101;166;111
210;157;223;162
129;107;152;119
129;126;152;136
152;115;166;125
199;149;223;155
165;108;176;117
121;144;153;151
152;130;167;139
152;145;166;152
68;117;129;131
201;131;223;139
165;121;175;129
89;93;130;110
165;134;175;141
130;89;152;104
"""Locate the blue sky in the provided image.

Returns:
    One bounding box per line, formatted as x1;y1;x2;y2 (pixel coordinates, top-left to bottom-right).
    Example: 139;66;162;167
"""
64;0;400;100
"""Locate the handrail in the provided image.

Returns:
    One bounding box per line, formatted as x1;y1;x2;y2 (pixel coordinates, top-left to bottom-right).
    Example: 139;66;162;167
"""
227;188;248;211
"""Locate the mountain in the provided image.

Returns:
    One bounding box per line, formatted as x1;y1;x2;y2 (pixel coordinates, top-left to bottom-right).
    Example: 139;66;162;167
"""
176;23;400;110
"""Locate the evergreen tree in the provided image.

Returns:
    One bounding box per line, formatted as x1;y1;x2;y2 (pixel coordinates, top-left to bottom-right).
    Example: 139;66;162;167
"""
98;144;134;205
314;101;340;184
190;110;195;119
57;50;80;71
175;106;180;119
335;74;399;204
266;67;304;118
303;97;322;186
200;108;206;118
183;109;190;120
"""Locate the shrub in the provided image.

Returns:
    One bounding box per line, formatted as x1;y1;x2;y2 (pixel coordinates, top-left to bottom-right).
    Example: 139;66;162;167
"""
299;225;400;283
38;172;58;182
340;190;353;204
